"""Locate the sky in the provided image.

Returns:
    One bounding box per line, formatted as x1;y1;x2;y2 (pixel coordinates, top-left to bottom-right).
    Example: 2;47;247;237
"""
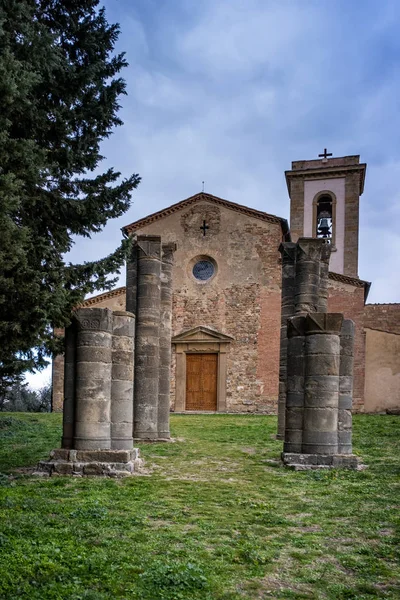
26;0;400;388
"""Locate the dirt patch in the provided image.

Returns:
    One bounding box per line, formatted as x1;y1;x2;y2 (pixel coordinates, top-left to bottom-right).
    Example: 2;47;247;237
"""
292;525;322;533
239;575;314;598
379;528;394;536
241;447;256;454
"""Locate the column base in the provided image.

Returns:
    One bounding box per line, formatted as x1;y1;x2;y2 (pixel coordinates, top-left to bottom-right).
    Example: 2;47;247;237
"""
281;452;363;470
33;448;144;477
133;436;172;443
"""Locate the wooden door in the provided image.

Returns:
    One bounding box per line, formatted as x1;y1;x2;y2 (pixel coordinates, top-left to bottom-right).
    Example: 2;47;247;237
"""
186;354;218;411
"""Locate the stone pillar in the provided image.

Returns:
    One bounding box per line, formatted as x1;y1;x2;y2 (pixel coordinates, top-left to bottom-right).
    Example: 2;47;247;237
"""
61;323;76;449
338;319;355;454
126;241;138;315
317;241;331;313
51;327;65;413
302;313;343;455
158;243;175;440
294;238;323;315
73;308;113;450
283;315;306;453
277;242;297;439
133;236;162;440
111;311;135;450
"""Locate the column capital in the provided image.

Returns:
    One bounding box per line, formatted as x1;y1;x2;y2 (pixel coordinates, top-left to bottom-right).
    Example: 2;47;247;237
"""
305;313;343;335
136;235;162;259
73;307;113;333
321;240;331;264
279;242;297;263
296;237;325;262
287;315;307;338
162;242;177;264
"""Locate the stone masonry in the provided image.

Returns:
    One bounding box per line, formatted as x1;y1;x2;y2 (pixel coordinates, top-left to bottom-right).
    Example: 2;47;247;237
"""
36;307;143;477
279;238;360;470
50;180;377;416
126;235;176;440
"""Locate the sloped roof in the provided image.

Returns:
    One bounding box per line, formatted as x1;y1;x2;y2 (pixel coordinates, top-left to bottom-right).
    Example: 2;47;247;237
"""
122;192;290;239
79;286;126;307
328;272;371;302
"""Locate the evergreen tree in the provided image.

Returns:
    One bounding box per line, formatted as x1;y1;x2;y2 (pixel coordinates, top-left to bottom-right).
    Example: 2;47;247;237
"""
0;381;51;412
0;0;140;384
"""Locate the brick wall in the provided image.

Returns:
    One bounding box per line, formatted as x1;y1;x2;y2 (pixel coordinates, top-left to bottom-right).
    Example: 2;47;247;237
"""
327;279;366;411
364;304;400;335
139;202;283;413
51;199;372;414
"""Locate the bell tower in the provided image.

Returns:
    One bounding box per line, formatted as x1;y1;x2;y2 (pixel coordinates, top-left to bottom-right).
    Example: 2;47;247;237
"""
285;151;366;277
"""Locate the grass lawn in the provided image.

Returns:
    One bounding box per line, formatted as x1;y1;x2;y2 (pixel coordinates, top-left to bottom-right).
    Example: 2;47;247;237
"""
0;413;399;599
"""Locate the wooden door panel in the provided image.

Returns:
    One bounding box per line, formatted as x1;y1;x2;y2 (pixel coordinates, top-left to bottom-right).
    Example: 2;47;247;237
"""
186;354;217;411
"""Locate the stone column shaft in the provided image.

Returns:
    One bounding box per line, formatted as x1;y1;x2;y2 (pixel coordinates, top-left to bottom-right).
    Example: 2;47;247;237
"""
318;241;331;313
339;319;355;454
158;244;175;439
295;238;324;315
284;316;306;453
111;311;135;450
61;323;76;448
73;308;113;450
302;313;342;455
277;242;297;439
126;241;138;316
133;236;162;440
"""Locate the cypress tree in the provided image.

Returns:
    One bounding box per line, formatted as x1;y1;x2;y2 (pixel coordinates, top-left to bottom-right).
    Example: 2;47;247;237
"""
0;0;140;385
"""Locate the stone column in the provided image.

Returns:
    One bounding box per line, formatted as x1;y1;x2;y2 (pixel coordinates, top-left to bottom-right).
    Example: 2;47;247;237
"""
302;313;343;455
283;315;306;453
73;308;113;450
111;311;135;450
294;238;323;315
158;243;175;440
277;242;297;440
61;323;76;449
133;235;162;440
338;319;355;454
317;241;331;313
126;241;138;315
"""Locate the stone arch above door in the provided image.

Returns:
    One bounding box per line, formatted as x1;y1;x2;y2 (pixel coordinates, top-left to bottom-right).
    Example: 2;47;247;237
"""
172;326;234;412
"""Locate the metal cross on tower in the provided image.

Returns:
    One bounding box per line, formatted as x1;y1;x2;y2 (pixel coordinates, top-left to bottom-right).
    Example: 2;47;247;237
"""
318;148;333;159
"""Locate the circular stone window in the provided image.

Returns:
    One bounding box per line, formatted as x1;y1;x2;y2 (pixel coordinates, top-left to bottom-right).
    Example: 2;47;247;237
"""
192;259;215;282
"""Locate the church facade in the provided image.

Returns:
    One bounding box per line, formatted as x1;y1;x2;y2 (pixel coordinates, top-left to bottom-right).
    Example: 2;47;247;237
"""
51;154;400;414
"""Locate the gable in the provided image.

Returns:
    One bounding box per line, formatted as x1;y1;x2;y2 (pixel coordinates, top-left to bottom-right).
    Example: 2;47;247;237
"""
79;287;126;310
123;192;289;239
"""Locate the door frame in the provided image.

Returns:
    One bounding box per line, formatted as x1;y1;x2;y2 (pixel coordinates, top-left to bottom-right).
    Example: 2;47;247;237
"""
185;352;218;412
172;326;234;412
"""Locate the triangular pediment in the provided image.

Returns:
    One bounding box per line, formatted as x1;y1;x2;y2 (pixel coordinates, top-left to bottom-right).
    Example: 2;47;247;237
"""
122;192;288;238
172;326;234;343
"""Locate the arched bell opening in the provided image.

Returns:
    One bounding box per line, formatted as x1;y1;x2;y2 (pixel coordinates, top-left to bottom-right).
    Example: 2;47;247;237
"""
312;191;337;247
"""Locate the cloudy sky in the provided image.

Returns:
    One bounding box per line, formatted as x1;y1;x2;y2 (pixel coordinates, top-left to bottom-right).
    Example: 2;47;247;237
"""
28;0;400;386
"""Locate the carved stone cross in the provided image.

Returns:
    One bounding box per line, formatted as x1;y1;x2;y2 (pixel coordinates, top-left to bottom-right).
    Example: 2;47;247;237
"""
200;220;209;236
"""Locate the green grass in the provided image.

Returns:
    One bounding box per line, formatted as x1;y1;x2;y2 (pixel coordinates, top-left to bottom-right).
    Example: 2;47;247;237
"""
0;413;399;599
